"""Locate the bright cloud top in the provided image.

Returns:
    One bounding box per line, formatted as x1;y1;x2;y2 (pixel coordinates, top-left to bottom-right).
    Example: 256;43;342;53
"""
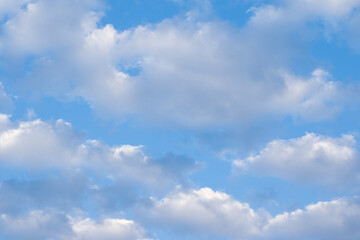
265;197;360;240
233;133;360;186
143;187;360;240
0;114;198;189
0;210;152;240
141;187;267;239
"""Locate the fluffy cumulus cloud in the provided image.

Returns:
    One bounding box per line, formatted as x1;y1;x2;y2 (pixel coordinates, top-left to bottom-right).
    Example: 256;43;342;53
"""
0;210;151;240
142;187;360;240
0;117;82;169
0;114;198;188
233;133;360;186
140;187;268;239
79;21;344;126
73;218;152;240
264;197;360;240
2;187;360;240
0;0;354;127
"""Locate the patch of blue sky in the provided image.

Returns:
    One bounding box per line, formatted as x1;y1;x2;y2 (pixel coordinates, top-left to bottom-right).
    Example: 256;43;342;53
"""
101;0;183;30
310;36;360;84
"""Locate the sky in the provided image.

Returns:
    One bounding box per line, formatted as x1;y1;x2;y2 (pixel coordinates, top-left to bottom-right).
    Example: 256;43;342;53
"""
0;0;360;239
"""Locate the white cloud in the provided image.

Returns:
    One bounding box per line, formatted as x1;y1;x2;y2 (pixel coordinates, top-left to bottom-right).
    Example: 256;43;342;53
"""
265;69;342;121
2;188;360;240
288;0;360;19
56;19;346;126
233;133;360;186
272;0;360;53
0;210;152;240
73;218;152;240
0;0;101;55
0;210;72;240
142;187;360;240
265;197;360;240
0;115;198;189
141;187;269;239
0;0;352;127
254;0;360;46
0;118;82;169
251;0;360;27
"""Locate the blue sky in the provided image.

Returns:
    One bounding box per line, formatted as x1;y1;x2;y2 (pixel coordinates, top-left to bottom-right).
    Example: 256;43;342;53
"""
0;0;360;239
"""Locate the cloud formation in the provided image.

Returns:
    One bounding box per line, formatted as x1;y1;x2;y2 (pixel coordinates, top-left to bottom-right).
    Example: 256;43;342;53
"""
0;114;198;189
0;0;354;127
73;217;152;240
142;187;360;240
264;197;360;240
233;133;360;186
0;210;152;240
2;186;359;240
140;187;267;239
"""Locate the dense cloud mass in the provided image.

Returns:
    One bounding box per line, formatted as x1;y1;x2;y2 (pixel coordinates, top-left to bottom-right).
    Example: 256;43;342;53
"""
0;0;354;127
